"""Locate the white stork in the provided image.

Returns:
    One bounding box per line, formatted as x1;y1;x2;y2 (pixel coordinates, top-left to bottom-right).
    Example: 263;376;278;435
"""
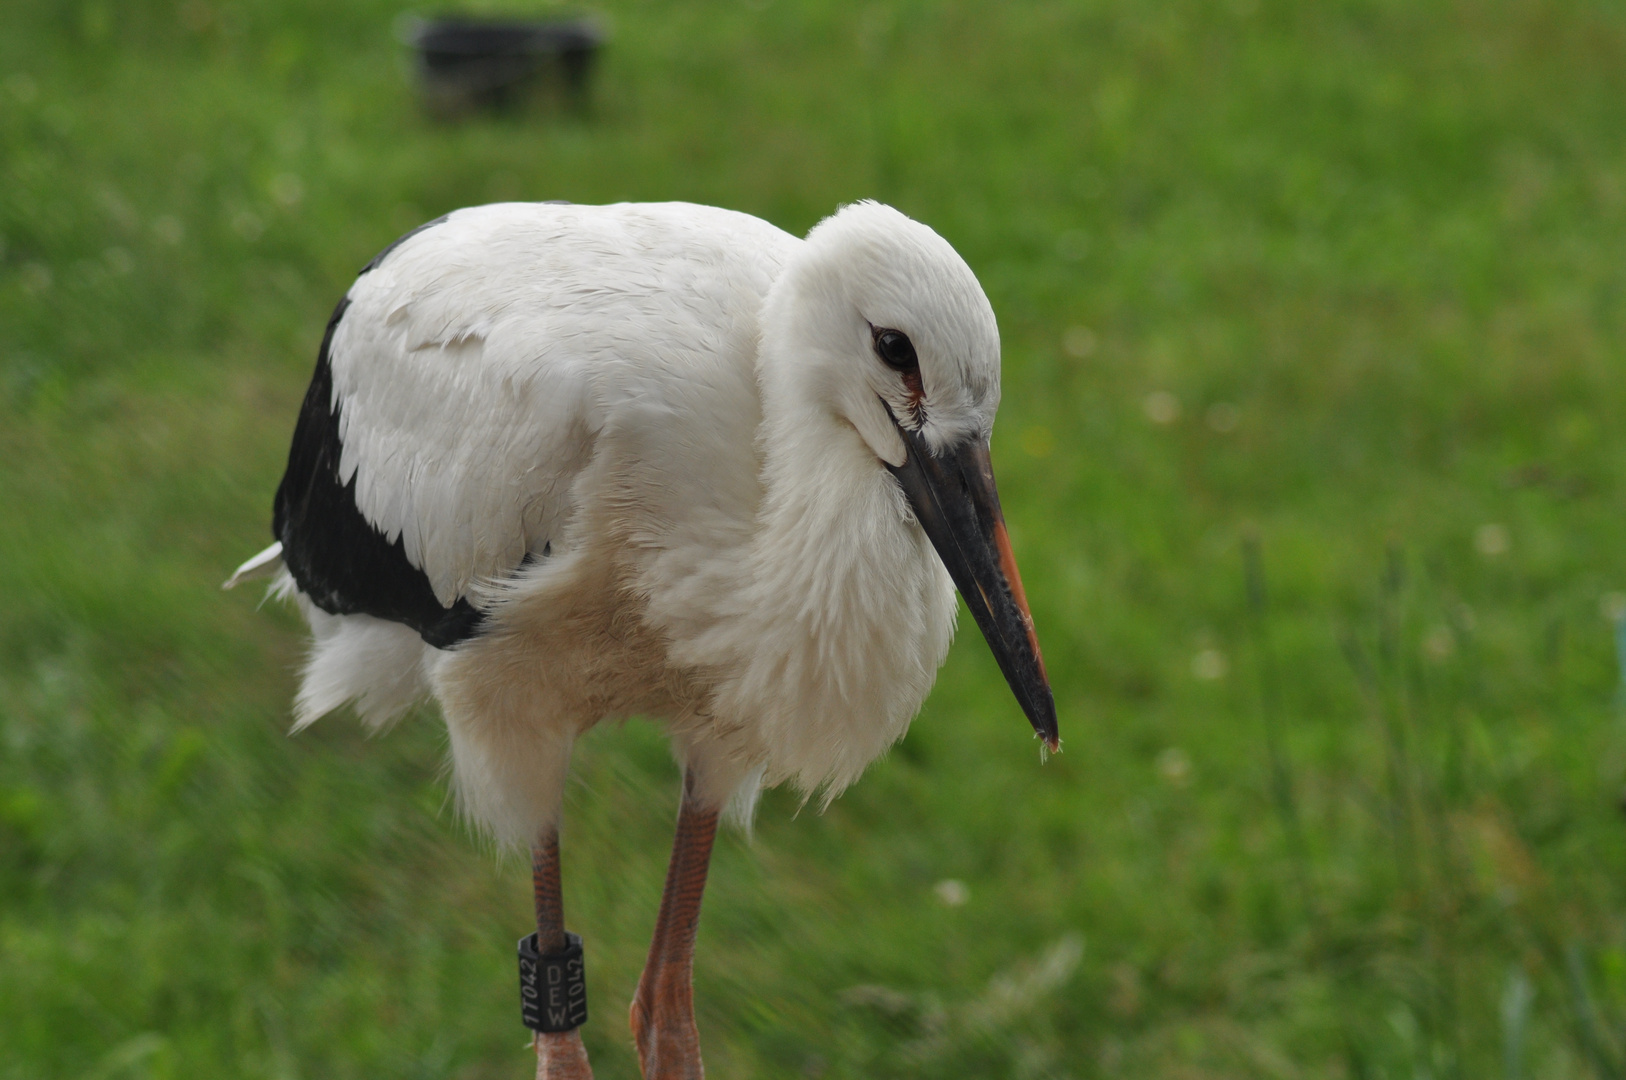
228;200;1056;1079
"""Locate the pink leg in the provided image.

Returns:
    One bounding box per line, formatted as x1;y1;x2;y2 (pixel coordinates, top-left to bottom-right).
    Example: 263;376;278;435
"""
532;833;594;1080
629;770;719;1080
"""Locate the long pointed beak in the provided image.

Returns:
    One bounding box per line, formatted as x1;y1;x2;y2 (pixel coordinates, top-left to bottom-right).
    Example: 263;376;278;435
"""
885;415;1059;752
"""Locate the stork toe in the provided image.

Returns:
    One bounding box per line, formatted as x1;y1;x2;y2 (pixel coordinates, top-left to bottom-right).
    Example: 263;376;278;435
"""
535;1031;594;1080
630;974;703;1080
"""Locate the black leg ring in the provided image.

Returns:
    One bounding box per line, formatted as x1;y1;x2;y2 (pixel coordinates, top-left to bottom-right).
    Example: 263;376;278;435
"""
518;931;589;1032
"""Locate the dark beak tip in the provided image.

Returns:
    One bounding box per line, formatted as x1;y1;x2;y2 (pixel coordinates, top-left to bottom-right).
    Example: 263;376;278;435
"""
1026;692;1060;755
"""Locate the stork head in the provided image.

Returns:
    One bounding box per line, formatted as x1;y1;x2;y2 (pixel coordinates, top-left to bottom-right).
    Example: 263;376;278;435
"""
760;201;1058;752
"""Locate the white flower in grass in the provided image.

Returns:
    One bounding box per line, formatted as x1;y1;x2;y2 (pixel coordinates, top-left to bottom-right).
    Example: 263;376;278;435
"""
1475;523;1509;557
1422;625;1455;662
232;210;265;241
7;74;37;103
20;262;52;294
1063;325;1097;358
1191;648;1227;680
1157;747;1192;787
270;173;305;208
1143;391;1180;425
153;216;184;245
1205;401;1239;433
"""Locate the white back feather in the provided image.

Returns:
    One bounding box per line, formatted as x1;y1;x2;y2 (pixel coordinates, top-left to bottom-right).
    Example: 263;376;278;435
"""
330;202;796;606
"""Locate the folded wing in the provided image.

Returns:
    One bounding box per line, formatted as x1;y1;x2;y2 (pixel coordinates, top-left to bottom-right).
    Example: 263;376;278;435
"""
272;207;603;647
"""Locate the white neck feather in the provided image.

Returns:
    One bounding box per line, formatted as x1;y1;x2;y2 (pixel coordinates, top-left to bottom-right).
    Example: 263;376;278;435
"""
679;302;957;800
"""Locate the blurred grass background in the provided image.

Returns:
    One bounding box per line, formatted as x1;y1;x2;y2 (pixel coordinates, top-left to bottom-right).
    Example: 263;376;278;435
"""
4;0;1626;1076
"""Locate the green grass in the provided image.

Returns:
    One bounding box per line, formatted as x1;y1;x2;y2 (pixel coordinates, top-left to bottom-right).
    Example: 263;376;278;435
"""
5;0;1626;1076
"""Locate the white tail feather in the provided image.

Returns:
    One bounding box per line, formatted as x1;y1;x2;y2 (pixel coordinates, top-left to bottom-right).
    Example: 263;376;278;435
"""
292;612;431;731
223;542;284;589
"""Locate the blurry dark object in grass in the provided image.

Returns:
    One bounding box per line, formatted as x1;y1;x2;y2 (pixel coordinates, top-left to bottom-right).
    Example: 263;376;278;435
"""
399;15;605;117
1501;462;1593;499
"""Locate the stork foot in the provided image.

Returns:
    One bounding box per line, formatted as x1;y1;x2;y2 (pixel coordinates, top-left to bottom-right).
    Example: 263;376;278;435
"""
630;972;703;1079
535;1031;594;1080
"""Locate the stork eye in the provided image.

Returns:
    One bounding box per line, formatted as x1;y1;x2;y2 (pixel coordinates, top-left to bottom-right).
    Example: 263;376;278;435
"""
872;328;918;373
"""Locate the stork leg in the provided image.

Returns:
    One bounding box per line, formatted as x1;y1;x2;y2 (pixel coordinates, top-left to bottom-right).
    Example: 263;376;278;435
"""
532;832;595;1080
630;769;719;1080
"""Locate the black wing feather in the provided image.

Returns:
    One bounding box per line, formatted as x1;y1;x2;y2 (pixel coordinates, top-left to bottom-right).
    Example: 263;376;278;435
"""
272;221;486;650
